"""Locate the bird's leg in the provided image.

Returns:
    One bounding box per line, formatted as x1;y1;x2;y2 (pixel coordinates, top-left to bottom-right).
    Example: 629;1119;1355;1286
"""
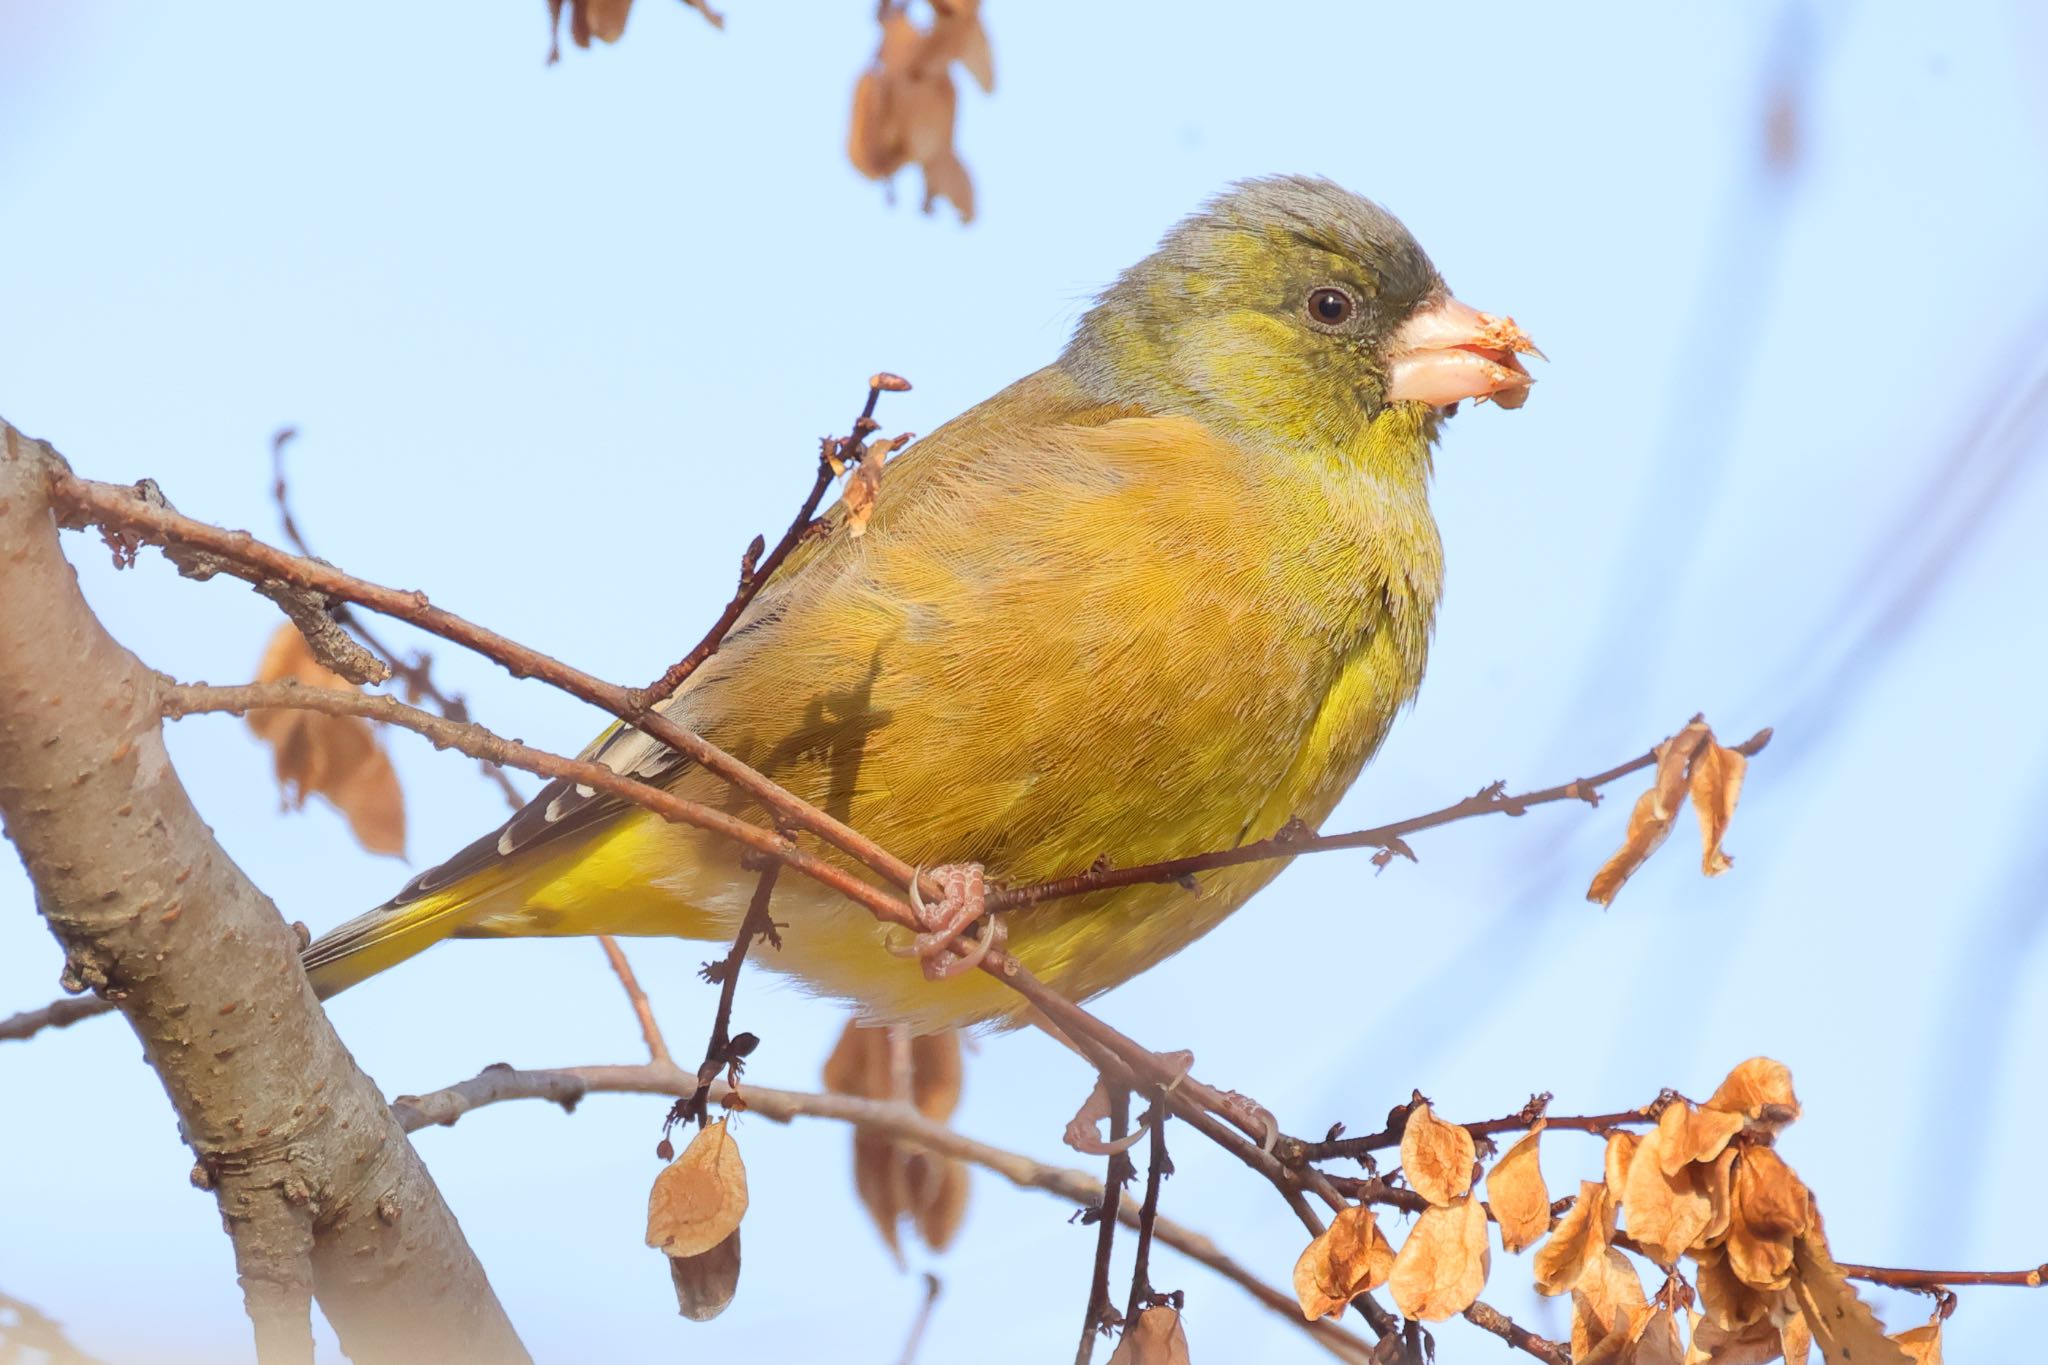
907;863;1004;980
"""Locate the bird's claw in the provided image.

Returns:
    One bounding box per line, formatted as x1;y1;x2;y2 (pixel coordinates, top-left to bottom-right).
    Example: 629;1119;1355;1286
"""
906;863;1003;980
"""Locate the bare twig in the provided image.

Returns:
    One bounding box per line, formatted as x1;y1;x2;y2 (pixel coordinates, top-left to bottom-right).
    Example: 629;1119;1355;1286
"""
0;1289;110;1365
597;936;670;1065
634;375;905;709
0;995;111;1042
671;862;781;1132
1462;1301;1568;1365
1076;1084;1132;1364
991;725;1775;914
894;1273;942;1365
1123;1103;1171;1327
391;1063;1373;1363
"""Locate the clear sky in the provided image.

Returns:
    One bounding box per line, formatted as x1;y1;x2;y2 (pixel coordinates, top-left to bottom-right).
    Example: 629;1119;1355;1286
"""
3;1;2046;1361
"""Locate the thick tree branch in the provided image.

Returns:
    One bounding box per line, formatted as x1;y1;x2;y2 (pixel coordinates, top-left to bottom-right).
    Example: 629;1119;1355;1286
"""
0;423;526;1364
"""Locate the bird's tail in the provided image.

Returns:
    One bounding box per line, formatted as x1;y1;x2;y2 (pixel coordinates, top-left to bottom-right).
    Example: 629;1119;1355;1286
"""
302;885;488;999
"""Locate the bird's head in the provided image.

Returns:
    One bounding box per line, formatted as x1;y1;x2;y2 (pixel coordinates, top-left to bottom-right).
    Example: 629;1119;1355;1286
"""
1063;175;1539;463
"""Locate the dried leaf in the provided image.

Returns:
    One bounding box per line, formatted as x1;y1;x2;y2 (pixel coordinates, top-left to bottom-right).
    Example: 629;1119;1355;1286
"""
1400;1103;1476;1207
1705;1057;1802;1129
666;1227;740;1321
1569;1248;1648;1357
1586;719;1710;906
647;1119;748;1259
247;624;405;856
1688;1311;1788;1365
1658;1102;1746;1175
1634;1306;1687;1365
909;1026;962;1121
1108;1306;1192;1365
1485;1123;1550;1253
846;2;986;221
1891;1321;1942;1364
1701;1146;1739;1245
1781;1309;1813;1364
907;1150;969;1252
1604;1130;1640;1196
1726;1147;1811;1290
1689;738;1748;875
1388;1194;1490;1321
1788;1234;1913;1365
824;1021;971;1258
1534;1180;1612;1295
1695;1246;1775;1332
1293;1205;1396;1319
1622;1117;1715;1265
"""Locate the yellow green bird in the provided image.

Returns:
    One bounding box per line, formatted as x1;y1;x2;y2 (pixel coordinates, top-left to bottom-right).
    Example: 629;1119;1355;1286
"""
304;176;1538;1030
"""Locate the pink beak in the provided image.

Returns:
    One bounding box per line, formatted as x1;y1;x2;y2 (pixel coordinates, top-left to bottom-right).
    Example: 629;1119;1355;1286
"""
1386;295;1542;410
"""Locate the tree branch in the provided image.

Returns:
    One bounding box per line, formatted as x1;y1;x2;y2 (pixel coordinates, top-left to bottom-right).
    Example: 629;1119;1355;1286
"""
0;422;527;1365
391;1062;1374;1363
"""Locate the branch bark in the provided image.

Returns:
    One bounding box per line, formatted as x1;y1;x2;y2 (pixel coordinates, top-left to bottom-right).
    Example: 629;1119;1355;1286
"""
0;422;527;1364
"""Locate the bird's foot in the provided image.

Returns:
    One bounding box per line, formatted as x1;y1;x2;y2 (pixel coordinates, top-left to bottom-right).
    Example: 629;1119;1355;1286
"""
906;863;1004;980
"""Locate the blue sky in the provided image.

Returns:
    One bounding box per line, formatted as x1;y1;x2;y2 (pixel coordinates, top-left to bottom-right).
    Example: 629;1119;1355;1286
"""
3;1;2046;1360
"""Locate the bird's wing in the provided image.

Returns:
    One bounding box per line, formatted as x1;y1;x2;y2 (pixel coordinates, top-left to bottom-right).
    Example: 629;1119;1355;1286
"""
389;363;1397;909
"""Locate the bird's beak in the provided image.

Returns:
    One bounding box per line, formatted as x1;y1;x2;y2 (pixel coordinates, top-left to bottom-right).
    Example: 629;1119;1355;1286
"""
1386;295;1543;410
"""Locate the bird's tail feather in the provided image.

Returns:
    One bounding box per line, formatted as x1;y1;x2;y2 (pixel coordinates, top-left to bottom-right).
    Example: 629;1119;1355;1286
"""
303;886;487;999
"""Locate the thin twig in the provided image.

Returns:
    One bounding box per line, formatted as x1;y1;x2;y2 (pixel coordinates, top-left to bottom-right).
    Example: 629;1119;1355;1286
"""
1124;1103;1171;1327
0;995;111;1042
634;375;904;709
1076;1085;1131;1365
1293;1091;1679;1166
596;936;670;1065
671;862;781;1131
1463;1301;1568;1365
990;726;1775;914
894;1273;942;1365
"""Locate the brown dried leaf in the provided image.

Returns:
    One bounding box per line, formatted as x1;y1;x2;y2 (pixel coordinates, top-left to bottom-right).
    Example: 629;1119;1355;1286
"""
909;1028;962;1122
1485;1123;1551;1253
845;2;983;221
1634;1307;1687;1365
907;1150;969;1253
1658;1102;1746;1175
1705;1057;1802;1129
1586;719;1710;906
1534;1180;1613;1295
247;624;405;857
646;1118;748;1259
1108;1306;1192;1365
1400;1103;1476;1207
1604;1131;1640;1196
1688;1311;1788;1365
1293;1205;1396;1319
1788;1233;1912;1365
1701;1146;1739;1246
1622;1117;1714;1265
1388;1194;1490;1321
1569;1248;1648;1357
1781;1309;1813;1364
1689;738;1748;875
1890;1321;1942;1364
824;1021;971;1258
666;1226;740;1321
1695;1246;1775;1332
1727;1147;1811;1290
839;437;901;539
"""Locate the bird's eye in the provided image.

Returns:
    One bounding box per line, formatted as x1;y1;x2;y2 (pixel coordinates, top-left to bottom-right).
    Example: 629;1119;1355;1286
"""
1307;287;1354;325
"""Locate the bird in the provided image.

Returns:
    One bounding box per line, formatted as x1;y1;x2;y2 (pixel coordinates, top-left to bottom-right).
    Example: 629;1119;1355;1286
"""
303;176;1538;1031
